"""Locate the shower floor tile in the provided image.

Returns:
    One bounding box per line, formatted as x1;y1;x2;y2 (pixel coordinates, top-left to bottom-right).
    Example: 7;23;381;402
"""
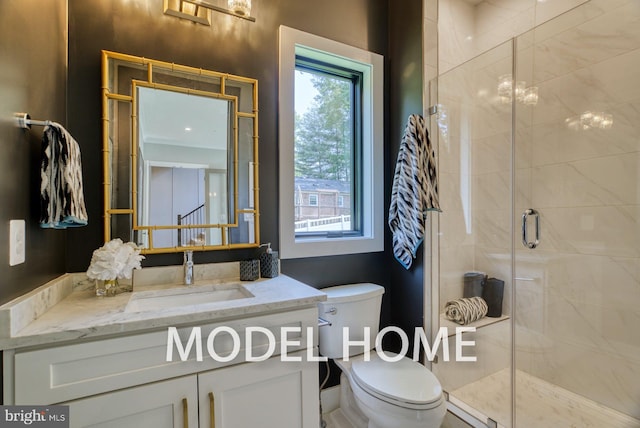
450;369;640;427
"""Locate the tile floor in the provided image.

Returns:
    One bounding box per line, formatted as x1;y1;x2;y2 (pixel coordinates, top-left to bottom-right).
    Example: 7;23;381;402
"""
322;409;356;428
451;369;640;427
323;368;640;427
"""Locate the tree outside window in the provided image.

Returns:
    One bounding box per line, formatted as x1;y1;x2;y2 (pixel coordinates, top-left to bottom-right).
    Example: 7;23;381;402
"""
294;67;359;235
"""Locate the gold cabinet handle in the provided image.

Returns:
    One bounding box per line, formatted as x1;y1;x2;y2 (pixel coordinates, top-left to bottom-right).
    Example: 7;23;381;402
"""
209;392;215;428
182;398;189;428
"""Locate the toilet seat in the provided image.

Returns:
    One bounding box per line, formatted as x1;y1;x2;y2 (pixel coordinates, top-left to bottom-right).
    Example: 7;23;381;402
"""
351;353;444;411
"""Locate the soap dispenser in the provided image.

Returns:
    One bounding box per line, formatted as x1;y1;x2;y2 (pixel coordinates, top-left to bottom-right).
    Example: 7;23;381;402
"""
259;243;279;278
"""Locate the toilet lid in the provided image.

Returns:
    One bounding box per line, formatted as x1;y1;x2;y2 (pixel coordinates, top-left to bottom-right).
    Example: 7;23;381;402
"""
351;354;442;406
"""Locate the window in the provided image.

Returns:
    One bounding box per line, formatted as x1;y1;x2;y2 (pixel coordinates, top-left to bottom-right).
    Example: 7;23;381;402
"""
294;59;360;237
279;26;384;259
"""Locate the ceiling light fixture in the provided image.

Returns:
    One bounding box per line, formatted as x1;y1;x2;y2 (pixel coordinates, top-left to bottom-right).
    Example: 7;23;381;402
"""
228;0;251;16
163;0;255;25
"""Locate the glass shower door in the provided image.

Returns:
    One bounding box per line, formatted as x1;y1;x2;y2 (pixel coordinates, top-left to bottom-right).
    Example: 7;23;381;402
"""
432;40;514;427
433;2;640;426
513;1;640;425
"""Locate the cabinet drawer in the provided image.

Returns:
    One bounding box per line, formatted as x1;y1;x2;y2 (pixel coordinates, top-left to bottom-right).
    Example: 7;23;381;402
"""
13;308;317;404
65;375;198;428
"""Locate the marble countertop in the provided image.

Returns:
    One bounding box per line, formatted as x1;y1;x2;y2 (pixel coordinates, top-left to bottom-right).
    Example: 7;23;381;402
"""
0;263;326;350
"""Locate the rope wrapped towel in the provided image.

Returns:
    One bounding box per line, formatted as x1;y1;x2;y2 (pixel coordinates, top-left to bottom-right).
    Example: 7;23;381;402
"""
445;297;488;325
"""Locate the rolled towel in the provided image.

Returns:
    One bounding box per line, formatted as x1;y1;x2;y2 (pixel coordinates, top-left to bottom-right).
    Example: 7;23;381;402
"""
445;297;488;325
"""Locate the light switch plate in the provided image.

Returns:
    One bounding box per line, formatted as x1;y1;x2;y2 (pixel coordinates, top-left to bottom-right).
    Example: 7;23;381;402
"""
9;219;26;266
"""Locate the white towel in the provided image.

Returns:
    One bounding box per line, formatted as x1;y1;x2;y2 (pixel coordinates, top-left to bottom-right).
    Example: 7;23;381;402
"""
389;114;440;269
40;123;88;229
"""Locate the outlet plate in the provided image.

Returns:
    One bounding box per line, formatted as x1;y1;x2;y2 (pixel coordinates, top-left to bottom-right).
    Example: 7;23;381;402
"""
10;219;25;266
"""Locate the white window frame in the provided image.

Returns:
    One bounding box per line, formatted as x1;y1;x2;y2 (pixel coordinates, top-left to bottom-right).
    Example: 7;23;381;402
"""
308;193;319;207
278;25;384;259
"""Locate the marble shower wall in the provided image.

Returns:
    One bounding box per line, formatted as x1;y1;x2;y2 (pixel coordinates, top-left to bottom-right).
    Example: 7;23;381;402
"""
437;0;588;74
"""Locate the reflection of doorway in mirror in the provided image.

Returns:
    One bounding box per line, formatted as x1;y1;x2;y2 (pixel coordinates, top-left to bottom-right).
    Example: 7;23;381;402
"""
205;170;228;246
146;163;206;248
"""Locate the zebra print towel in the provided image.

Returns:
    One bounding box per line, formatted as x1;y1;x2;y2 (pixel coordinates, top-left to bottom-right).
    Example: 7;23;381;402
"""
389;114;440;269
40;123;88;229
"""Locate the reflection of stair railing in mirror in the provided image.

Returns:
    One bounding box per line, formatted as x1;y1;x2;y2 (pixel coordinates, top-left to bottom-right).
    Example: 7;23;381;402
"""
178;204;205;246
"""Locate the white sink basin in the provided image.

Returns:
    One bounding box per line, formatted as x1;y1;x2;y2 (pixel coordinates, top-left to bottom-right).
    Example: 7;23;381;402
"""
125;283;254;313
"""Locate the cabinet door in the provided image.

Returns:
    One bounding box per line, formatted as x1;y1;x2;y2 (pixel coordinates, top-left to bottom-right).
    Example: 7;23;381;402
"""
65;376;198;428
198;352;319;428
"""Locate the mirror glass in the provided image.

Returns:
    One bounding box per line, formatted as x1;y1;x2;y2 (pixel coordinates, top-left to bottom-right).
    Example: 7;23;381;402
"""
136;86;233;248
102;51;259;254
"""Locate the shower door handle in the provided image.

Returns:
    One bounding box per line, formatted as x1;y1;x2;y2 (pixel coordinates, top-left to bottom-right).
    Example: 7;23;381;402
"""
522;209;540;249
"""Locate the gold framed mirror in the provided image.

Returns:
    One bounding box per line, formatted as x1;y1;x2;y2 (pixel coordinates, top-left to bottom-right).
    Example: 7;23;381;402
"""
101;51;259;254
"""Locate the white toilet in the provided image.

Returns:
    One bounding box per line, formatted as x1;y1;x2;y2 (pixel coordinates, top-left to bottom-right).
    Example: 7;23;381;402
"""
318;283;447;428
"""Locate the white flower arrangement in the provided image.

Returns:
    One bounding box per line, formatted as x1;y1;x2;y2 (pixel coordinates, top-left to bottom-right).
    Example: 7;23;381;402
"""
86;238;145;281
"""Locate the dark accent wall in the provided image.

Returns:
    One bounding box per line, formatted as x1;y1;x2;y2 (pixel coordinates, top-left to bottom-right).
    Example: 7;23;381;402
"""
0;0;68;305
0;0;424;397
0;0;424;339
66;0;427;390
66;0;390;281
298;0;424;388
386;0;425;353
0;0;424;329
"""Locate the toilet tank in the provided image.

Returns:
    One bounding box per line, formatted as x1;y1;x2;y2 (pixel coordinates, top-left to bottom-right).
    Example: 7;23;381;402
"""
318;283;385;359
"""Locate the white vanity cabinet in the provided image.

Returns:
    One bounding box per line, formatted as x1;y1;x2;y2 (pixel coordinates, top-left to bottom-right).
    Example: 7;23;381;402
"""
4;307;320;428
198;352;318;428
65;354;317;428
